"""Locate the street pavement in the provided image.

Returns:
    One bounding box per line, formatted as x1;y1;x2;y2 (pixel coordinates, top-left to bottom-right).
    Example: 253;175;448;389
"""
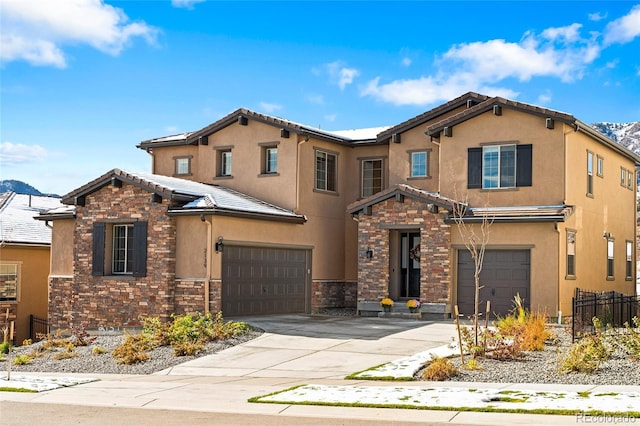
0;315;636;425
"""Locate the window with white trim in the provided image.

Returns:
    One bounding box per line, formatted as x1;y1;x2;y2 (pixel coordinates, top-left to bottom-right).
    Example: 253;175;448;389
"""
596;155;604;177
174;157;191;176
0;263;18;301
587;151;594;196
410;151;428;178
626;240;633;280
566;230;576;278
112;224;134;274
219;150;232;176
607;238;614;279
265;147;278;174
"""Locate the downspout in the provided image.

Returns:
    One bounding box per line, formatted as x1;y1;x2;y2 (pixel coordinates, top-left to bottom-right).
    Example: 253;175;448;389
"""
295;134;310;213
430;136;441;193
202;214;212;314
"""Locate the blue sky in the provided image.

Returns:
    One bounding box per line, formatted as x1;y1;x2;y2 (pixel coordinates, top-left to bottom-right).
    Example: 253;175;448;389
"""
1;1;639;196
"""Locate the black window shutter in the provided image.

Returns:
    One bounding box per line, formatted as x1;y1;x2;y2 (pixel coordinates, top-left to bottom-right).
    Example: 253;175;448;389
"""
132;221;148;277
92;222;105;276
467;148;482;189
516;144;533;187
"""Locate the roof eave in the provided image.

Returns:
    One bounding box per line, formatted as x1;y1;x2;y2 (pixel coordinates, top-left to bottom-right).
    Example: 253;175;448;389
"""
445;215;568;224
167;208;307;224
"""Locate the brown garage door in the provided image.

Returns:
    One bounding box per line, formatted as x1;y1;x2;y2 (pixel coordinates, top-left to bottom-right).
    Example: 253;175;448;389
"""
457;249;530;319
222;245;309;316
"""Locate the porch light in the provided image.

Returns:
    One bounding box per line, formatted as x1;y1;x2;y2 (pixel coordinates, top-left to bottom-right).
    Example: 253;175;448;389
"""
215;236;224;253
366;246;374;259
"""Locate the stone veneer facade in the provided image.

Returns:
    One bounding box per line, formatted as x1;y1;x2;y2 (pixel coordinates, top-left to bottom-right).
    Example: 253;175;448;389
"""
357;197;452;307
311;280;357;311
49;183;181;330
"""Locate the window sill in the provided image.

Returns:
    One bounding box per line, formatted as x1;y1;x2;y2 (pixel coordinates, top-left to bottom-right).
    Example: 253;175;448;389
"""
606;276;614;281
258;173;280;177
313;188;339;197
0;300;18;304
480;187;518;192
407;176;431;180
101;275;135;280
565;276;576;280
625;277;633;281
213;175;234;180
173;173;193;177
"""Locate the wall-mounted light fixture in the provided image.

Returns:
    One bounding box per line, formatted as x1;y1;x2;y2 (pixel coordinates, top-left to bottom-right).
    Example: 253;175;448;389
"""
215;236;224;253
366;246;374;259
603;232;612;239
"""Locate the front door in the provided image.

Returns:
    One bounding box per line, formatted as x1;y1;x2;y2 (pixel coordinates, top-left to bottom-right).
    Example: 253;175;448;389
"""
400;232;421;298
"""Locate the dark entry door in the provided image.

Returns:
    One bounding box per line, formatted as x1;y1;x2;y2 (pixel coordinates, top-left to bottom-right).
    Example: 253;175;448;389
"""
400;232;421;298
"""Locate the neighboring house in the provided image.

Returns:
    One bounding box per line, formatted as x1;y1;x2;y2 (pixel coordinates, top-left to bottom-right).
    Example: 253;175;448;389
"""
39;92;639;331
0;192;63;343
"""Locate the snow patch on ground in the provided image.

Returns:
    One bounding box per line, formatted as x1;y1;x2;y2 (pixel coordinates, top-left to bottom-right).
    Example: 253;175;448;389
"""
0;374;98;392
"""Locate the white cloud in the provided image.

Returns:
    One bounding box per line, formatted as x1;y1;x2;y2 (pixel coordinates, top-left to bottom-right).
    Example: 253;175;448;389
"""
324;114;337;123
306;94;325;105
401;57;412;67
603;5;640;45
258;102;282;113
606;59;619;69
0;0;159;68
171;0;205;10
324;61;360;90
537;90;552;104
361;23;601;107
0;142;49;165
588;11;607;22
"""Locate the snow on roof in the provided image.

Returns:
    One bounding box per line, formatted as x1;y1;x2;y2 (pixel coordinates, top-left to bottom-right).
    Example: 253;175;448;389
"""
325;126;392;141
0;192;64;244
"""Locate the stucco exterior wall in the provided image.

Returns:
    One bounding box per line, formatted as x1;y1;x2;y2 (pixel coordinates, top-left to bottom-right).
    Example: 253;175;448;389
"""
0;245;50;343
439;108;566;207
450;221;559;316
49;218;74;276
387;125;440;192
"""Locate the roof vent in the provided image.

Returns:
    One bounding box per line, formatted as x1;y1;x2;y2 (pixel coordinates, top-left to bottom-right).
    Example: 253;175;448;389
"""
546;118;554;129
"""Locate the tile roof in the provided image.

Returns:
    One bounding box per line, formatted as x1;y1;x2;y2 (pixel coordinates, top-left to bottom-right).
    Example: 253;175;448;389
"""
347;184;463;214
0;192;64;245
59;169;306;223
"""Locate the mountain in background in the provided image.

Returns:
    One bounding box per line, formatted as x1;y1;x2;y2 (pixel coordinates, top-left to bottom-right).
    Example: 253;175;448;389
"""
591;122;640;154
2;122;639;198
0;180;59;198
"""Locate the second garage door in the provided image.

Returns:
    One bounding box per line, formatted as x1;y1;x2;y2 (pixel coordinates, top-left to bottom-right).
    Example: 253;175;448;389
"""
222;245;309;316
457;249;530;319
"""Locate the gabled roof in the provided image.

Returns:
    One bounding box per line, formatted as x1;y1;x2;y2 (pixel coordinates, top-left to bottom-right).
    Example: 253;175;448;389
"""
0;192;64;245
376;92;490;141
57;169;306;224
138;108;390;150
425;96;640;164
347;184;463;215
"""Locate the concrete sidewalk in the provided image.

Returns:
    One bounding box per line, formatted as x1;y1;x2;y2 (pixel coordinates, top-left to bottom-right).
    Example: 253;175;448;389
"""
1;315;636;425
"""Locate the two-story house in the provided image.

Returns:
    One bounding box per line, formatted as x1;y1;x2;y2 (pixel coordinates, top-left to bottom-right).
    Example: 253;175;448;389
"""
38;92;638;331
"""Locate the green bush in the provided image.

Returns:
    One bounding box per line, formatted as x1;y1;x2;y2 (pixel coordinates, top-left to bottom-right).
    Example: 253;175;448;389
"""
112;333;152;364
0;341;9;354
559;334;610;374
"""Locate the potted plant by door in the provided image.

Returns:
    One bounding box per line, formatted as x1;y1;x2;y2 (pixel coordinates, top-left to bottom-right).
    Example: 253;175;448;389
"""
380;298;394;312
406;299;421;313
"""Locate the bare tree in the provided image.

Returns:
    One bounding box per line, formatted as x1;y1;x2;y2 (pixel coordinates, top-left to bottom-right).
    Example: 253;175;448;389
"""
451;194;494;347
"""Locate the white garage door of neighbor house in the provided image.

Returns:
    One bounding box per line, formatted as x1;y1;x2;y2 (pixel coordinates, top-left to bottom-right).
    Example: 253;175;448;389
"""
222;245;309;316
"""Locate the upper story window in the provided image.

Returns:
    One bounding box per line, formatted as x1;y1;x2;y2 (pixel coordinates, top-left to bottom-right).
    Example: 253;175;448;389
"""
596;155;604;177
315;149;337;192
620;167;626;187
587;151;594;197
258;144;278;175
361;158;383;198
409;151;428;178
174;156;192;176
0;263;19;301
219;150;232;177
627;169;634;190
467;144;531;189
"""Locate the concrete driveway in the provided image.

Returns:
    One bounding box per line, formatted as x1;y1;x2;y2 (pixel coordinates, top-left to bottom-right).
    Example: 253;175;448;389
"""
159;314;457;379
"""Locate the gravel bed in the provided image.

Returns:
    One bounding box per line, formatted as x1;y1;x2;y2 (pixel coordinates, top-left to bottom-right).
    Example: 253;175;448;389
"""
428;327;640;386
5;330;263;375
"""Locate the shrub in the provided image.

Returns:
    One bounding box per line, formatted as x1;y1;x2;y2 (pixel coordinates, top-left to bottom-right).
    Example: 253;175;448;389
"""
559;334;610;374
13;354;32;365
112;333;151;364
92;346;107;355
618;317;640;360
421;356;458;381
22;339;32;346
0;341;9;354
53;350;78;361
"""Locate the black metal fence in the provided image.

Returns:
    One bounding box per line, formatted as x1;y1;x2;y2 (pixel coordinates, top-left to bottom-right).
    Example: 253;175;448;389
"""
572;288;639;340
29;314;49;342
